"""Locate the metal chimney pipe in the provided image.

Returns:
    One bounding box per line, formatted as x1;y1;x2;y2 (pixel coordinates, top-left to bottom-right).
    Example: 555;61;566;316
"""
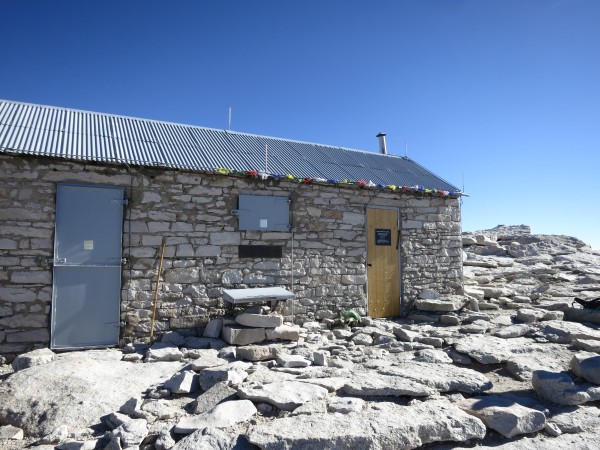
376;132;387;155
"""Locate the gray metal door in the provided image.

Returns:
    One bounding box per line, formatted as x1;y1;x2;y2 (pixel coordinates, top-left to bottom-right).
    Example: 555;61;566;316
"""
51;184;124;349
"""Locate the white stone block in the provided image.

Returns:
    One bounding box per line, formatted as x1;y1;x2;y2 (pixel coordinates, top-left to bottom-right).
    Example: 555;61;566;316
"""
235;313;283;328
221;325;266;346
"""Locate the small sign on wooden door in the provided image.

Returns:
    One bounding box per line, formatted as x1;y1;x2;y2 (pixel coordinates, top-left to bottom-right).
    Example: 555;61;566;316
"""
375;229;392;246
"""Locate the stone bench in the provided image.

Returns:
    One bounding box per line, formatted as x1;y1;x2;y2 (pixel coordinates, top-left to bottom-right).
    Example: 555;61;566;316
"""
222;287;295;311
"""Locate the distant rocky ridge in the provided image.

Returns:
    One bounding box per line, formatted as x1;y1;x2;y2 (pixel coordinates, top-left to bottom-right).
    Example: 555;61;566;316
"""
1;225;600;449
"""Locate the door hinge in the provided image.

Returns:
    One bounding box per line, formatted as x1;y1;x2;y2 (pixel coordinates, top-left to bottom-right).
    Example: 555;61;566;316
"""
121;258;128;265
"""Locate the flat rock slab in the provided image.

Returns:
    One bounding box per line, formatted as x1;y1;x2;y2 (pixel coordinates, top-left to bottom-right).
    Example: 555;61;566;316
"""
459;395;546;438
189;350;227;371
493;324;532;338
453;335;526;364
393;326;421;342
327;397;365;413
190;382;238;415
505;342;573;381
235;313;283;328
198;361;252;391
174;400;257;434
542;320;600;344
0;350;183;437
277;353;311;368
378;362;493;394
247;399;486;449
243;364;297;385
343;371;436;397
563;307;600;325
516;308;547;323
544;404;599;436
572;338;600;352
297;377;349;392
414;296;466;312
139;399;178;421
237;381;328;411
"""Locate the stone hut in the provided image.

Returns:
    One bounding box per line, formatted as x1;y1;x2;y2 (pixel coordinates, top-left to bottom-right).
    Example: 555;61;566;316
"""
0;99;463;356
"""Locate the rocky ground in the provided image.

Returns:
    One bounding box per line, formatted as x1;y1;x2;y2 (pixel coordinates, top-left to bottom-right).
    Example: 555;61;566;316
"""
1;225;599;450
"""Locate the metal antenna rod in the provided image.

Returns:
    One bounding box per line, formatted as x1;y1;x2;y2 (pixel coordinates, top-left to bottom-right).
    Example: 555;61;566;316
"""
405;138;408;158
228;107;232;131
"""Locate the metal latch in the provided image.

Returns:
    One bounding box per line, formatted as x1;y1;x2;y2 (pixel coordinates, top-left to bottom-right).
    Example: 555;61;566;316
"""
47;257;67;264
110;198;130;206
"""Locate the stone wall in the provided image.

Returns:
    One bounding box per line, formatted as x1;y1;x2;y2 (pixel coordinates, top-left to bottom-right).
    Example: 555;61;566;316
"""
0;154;462;356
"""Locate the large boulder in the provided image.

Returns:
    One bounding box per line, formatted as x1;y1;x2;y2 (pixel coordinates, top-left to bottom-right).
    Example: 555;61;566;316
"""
0;350;183;437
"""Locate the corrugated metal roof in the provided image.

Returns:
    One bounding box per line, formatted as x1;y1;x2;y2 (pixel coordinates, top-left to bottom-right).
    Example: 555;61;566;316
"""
0;99;460;192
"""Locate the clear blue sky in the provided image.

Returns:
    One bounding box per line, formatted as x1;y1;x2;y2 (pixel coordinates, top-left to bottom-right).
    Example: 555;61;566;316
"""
2;1;599;249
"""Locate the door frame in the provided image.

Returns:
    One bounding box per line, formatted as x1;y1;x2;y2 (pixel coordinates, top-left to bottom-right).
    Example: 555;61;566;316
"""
365;205;402;317
50;182;125;350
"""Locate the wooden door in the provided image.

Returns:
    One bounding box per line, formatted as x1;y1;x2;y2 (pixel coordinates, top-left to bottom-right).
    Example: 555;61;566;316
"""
367;207;400;318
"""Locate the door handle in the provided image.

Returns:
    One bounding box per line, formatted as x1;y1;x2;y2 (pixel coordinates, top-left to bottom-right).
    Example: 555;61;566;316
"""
367;263;372;267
